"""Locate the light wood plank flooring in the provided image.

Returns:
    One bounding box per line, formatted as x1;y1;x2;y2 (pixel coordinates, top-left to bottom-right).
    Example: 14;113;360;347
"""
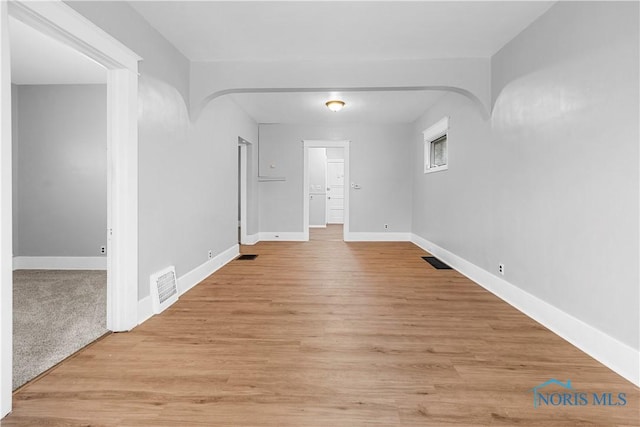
310;224;344;241
5;226;639;425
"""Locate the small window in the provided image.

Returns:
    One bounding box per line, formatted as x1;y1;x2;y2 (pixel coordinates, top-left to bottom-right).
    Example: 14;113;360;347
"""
423;117;449;174
429;135;447;168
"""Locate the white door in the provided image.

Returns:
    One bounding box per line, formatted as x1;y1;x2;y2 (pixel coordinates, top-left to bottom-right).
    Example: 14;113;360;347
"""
326;160;344;224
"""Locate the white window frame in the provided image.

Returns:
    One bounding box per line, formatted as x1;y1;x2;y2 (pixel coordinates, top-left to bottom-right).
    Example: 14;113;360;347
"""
423;116;449;174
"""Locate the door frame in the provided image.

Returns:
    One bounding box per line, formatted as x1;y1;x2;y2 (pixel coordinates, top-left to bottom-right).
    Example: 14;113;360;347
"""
1;1;141;417
238;137;252;245
302;140;350;241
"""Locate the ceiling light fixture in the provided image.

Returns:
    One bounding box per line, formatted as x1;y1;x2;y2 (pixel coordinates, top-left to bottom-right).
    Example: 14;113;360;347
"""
325;100;345;112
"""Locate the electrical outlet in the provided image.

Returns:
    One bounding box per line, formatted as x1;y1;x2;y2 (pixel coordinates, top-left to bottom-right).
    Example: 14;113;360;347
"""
498;263;505;275
100;246;106;255
208;250;213;259
384;224;389;230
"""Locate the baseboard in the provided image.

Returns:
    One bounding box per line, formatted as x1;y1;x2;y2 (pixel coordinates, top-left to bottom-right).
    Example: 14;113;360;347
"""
137;244;239;325
410;233;640;387
137;295;154;325
258;232;307;241
345;232;412;242
241;233;259;245
255;231;412;242
178;244;239;295
12;256;107;270
309;225;327;229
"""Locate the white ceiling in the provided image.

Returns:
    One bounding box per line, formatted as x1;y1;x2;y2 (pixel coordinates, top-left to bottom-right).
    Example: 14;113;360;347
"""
8;1;556;124
129;1;554;125
230;90;447;125
130;1;555;62
9;16;106;85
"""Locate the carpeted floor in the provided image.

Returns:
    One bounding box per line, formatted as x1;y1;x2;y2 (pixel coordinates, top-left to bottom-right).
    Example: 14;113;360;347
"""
13;270;108;390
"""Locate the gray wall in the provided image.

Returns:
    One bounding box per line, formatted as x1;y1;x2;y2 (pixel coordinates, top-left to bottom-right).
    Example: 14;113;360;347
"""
259;123;413;233
134;83;257;297
13;84;107;257
184;96;258;270
412;1;639;350
70;2;258;299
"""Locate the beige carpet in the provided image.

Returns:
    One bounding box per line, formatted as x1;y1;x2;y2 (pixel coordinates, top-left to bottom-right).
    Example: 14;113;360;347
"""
13;270;107;390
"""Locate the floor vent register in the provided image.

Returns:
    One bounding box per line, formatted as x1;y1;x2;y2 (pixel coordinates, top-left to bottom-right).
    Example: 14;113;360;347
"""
422;256;452;270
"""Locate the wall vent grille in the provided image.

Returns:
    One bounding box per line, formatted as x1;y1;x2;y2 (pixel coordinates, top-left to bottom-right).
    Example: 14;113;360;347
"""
150;266;179;314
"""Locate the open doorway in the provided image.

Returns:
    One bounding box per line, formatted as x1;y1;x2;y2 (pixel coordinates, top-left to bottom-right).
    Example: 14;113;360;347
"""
237;137;253;245
303;140;350;241
1;2;140;416
9;15;109;390
307;147;346;241
308;147;327;229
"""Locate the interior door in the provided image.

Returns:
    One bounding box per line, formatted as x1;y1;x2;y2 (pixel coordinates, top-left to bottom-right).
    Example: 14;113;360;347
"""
326;160;344;224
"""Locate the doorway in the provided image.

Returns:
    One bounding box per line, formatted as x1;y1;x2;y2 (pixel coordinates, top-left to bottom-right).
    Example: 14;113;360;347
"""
308;147;327;229
9;8;107;392
1;1;140;417
302;140;350;241
238;137;252;245
11;82;108;390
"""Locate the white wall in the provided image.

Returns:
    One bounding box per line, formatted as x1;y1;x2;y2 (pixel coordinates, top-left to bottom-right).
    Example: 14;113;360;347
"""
412;1;639;351
70;2;258;299
259;123;413;234
13;84;106;257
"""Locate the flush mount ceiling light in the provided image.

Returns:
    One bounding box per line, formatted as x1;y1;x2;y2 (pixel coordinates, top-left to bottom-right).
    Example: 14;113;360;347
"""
325;100;345;112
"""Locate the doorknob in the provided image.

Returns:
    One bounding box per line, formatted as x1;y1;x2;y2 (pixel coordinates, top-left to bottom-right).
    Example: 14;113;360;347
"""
327;196;331;199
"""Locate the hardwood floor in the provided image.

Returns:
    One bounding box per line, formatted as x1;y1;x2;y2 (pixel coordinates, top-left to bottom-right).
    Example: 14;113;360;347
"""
4;228;639;426
310;224;344;241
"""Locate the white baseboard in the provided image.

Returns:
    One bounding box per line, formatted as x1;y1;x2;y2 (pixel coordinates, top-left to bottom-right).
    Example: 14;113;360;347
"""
241;233;259;245
255;231;412;242
410;233;640;387
137;244;239;325
137;295;154;325
309;225;327;229
13;256;107;270
259;232;307;241
345;232;411;242
178;244;239;295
